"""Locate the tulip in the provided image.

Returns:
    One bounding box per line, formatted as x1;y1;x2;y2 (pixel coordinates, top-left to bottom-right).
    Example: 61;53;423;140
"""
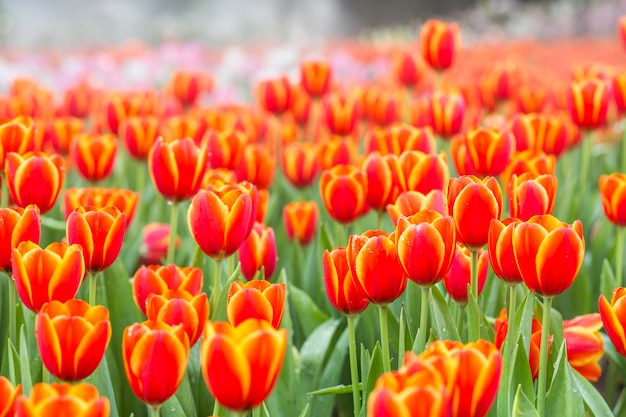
323;92;361;137
367;124;436;156
599;173;626;227
235;143;276;189
443;244;489;306
428;91;465;137
615;72;626;115
447;175;503;250
300;59;332;97
507;113;568;157
168;69;212;107
122;321;189;407
386;190;445;225
148;137;207;203
481;61;521;102
0;115;37;170
508;173;557;221
257;76;293;114
237;222;277;280
0;376;21;417
459;127;515;177
118;116;161;160
399;150;449;195
5;151;65;214
70;133;117;182
362;152;402;212
599;288;626;356
201;319;287;412
283;201;319;246
419;19;461;71
62;187;139;225
488;218;523;285
499;150;556;192
563;314;603;382
515;83;547;114
205;129;246;171
0;205;40;272
16;383;109;417
619;16;626;51
392;49;424;88
322;247;370;316
317;136;360;170
281;141;320;188
101;90;159;134
319;164;368;224
367;90;401;126
138;223;179;266
61;79;97;118
36;299;111;381
146;289;209;346
227;280;286;329
44;116;84;155
568;77;610;129
13;241;85;313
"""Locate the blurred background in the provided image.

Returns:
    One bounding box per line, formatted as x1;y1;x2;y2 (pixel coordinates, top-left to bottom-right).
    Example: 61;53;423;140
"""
0;0;623;49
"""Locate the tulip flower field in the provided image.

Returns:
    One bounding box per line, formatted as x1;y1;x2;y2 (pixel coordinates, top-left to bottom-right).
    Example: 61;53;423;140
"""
3;13;626;417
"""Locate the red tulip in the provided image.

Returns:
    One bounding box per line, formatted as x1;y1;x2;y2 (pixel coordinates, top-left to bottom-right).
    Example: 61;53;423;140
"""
283;201;319;245
419;19;461;71
0;205;40;273
16;383;109;417
319;164;368;224
509;173;557;221
599;173;626;226
443;244;489;305
599;288;626;356
323;247;369;316
227;280;286;329
300;60;332;97
237;222;277;280
563;313;603;382
488;218;523;285
70;133;117;182
0;376;21;417
386;190;446;225
568;78;610;129
146;289;209;346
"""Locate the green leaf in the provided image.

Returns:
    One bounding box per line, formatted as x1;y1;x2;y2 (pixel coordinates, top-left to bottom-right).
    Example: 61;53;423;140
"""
319;222;336;253
174;372;197;417
210;263;241;322
363;343;383;410
308;383;362;396
600;258;616;300
571;368;613;417
511;384;540;417
289;285;330;343
159;394;187;417
18;326;32;396
300;318;342;397
297;403;310;417
430;286;460;342
545;341;585;417
86;356;120;417
467;288;481;341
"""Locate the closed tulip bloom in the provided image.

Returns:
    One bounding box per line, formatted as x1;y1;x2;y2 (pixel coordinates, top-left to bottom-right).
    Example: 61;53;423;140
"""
227;280;286;329
507;113;568;157
563;313;603;381
16;383;109;417
0;376;21;417
399;150;449;195
132;264;203;316
319;164;368;224
317;136;360;170
392;50;425;88
169;69;212;107
70;133;117;182
123;321;189;406
257;76;293;114
13;241;85;313
444;244;488;305
238;222;277;280
323;92;361;136
494;309;544;380
488;218;523;285
323;247;369;316
235;143;276;189
66;206;126;273
5;151;65;214
615;72;626;115
347;231;407;305
419;19;461;71
44;116;84;155
509;173;557;221
300;59;332;97
282;141;320;188
205;129;246;171
118;116;161;160
62;187;139;225
36;299;111;381
0;115;37;169
599;173;626;226
283;201;319;245
386;190;446;225
567;78;610;129
396;210;456;287
513;214;584;297
447;175;503;250
0;205;40;273
362;152;402;211
138;223;180;266
462;127;515;177
599;288;626;356
499;151;556;193
146;289;209;346
148;137;207;202
201;319;287;411
367;124;436;156
160;117;203;145
428;91;465;137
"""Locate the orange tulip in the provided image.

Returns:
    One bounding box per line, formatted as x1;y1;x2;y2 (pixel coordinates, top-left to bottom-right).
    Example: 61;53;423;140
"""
600;287;626;358
102;91;158;134
515;83;547;114
188;183;256;260
122;320;189;406
255;188;269;224
599;173;626;226
205;129;246;171
237;222;277;280
132;264;203;316
392;50;425;88
201;319;287;411
148;137;207;202
282;141;320;188
159;115;202;144
0;376;21;417
443;244;489;305
70;133;117;182
457;127;515;177
0;116;37;170
513;214;584;297
419;19;461;71
366;124;436;156
317;136;360;170
428;91;465;137
347;230;407;305
66;206;126;273
399;150;449;195
386;190;446;225
235;143;276;189
323;92;361;136
62;187;139;225
168;69;213;106
300;59;332;97
367;90;401;126
508;173;557;221
227;280;286;329
447;175;503;250
362;152;402;211
61;79;97;119
283;201;319;246
319;164;368;224
499;150;556;192
146;289;209;346
567;77;610;129
481;61;521;102
44;116;84;155
507;113;568;157
488;218;523;285
118;116;161;160
16;383;109;417
257;76;293;114
614;72;626;115
12;241;85;313
36;299;111;381
0;205;40;273
322;246;369;316
563;313;603;382
5;151;65;214
396;210;456;287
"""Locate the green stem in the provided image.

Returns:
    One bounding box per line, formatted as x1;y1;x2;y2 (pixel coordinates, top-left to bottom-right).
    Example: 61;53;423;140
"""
579;130;593;196
468;249;480;341
616;227;625;288
507;284;518;357
42;366;51;384
621;118;626;174
347;316;361;417
536;296;553;417
378;305;391;373
211;260;223;318
1;173;8;207
212;400;222;417
150;405;160;417
416;286;430;353
88;272;98;306
8;277;16;346
252;403;262;417
191;244;205;269
166;202;180;265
